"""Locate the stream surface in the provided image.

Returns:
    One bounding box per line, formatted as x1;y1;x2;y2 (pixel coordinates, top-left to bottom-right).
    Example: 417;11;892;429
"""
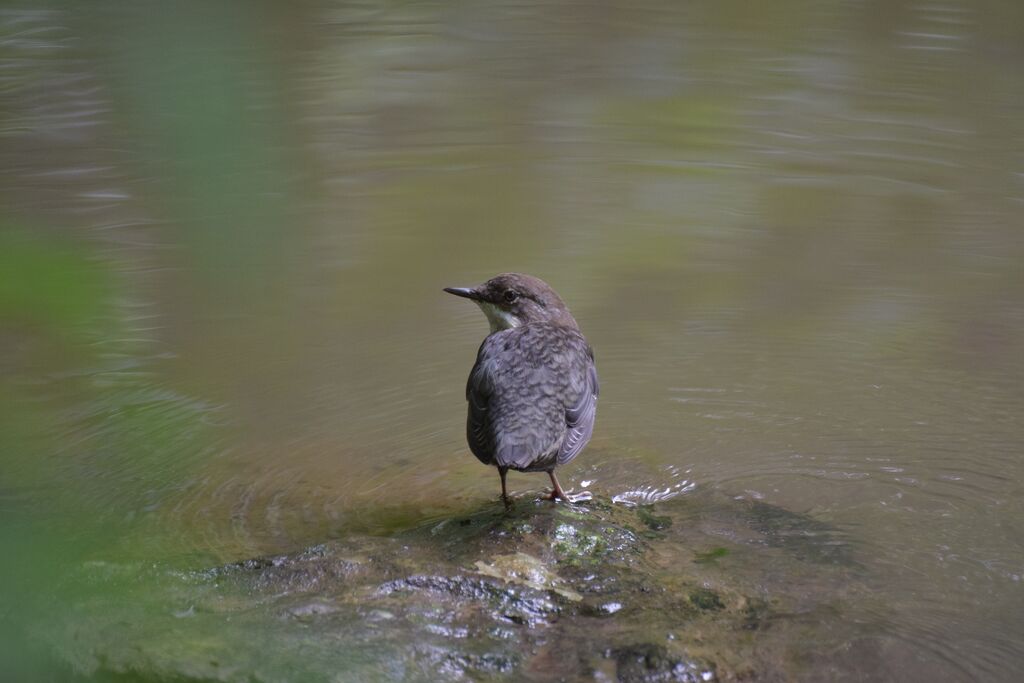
1;1;1023;681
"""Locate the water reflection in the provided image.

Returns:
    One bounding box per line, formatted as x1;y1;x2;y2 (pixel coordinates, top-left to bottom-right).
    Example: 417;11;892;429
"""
2;0;1023;680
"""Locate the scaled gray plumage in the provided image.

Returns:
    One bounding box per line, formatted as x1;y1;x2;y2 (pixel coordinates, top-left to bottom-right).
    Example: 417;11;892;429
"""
444;273;598;504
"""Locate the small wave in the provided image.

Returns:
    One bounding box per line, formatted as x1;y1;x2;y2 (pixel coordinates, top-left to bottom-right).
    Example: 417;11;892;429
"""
612;478;696;507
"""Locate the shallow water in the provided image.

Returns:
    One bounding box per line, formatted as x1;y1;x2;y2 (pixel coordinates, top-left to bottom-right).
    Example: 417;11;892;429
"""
2;1;1023;680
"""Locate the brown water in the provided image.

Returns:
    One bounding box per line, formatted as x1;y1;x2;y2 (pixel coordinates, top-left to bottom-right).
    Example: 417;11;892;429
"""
2;1;1023;680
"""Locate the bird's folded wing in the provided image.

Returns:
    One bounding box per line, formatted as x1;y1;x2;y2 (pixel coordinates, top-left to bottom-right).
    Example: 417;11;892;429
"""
466;348;496;464
558;359;599;465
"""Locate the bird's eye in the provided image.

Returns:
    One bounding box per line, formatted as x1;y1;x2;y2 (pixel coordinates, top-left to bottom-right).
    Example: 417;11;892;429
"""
503;290;519;303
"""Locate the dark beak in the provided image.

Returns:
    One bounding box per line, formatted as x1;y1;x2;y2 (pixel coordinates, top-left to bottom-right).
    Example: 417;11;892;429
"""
443;287;480;301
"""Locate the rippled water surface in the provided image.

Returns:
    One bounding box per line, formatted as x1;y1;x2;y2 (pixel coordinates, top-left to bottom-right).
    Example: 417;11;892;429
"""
2;1;1023;680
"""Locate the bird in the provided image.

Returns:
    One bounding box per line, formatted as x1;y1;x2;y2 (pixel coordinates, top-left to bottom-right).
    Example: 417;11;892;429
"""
444;273;599;506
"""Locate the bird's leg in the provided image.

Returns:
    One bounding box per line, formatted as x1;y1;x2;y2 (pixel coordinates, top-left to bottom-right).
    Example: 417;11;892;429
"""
499;466;512;508
545;470;568;501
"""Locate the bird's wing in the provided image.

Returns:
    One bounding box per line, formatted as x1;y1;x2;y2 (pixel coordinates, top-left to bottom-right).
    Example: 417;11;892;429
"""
465;340;497;465
558;349;599;465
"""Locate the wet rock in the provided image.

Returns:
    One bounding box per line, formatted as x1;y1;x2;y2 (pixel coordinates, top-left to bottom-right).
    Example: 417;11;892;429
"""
42;492;868;682
613;643;713;682
689;587;725;612
377;572;560;627
196;542;371;594
420;646;517;678
726;499;857;566
473;551;582;602
636;506;673;532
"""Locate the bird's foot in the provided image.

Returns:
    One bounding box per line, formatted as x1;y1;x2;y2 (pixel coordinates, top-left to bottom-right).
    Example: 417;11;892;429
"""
544;471;569;502
543;488;592;504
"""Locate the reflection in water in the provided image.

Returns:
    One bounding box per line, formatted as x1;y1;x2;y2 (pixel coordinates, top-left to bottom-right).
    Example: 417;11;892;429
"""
2;0;1024;680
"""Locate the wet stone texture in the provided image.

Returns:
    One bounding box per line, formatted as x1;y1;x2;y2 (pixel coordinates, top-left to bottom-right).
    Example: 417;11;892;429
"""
43;492;867;682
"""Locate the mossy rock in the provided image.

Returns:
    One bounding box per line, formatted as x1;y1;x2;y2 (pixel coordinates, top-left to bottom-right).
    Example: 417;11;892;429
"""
41;492;865;682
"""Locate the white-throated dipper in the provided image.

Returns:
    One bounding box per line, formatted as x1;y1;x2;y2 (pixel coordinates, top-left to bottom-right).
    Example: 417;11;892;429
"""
444;273;598;505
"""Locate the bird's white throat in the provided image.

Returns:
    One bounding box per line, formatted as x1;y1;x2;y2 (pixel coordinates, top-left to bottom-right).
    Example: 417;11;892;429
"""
476;301;521;332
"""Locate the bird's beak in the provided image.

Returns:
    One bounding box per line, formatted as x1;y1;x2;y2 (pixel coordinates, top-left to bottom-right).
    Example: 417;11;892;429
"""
443;286;481;301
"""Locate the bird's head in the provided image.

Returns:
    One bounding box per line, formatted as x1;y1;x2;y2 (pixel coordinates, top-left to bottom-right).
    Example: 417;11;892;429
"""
444;273;578;333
